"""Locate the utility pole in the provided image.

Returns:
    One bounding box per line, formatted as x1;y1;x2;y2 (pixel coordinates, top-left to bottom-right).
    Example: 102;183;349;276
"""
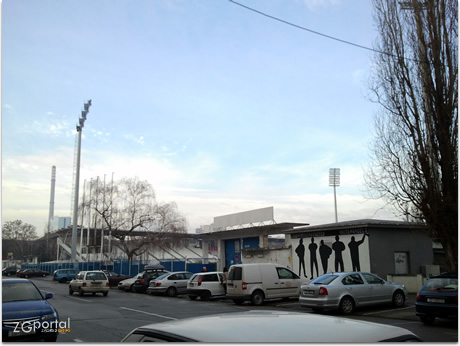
71;100;92;266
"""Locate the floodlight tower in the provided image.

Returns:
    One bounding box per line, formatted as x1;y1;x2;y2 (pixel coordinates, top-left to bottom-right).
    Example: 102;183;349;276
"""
329;168;340;223
71;100;92;265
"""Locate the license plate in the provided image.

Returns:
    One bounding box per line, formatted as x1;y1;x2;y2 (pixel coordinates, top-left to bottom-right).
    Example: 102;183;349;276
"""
91;282;101;286
303;290;314;295
427;298;445;303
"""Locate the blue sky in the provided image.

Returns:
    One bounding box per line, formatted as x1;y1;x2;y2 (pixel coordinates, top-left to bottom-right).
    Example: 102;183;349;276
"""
2;0;402;236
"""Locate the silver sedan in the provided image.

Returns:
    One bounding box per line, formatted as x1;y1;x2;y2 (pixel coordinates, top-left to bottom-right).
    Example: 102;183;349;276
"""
299;272;408;314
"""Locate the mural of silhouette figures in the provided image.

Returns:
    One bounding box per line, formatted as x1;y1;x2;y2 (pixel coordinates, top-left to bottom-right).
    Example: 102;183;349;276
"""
332;235;346;272
308;237;319;279
319;240;332;274
295;238;308;277
348;233;368;271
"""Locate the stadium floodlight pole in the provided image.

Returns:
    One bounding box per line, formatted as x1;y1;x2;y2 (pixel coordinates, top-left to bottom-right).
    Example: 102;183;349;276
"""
329;168;340;223
71;100;92;266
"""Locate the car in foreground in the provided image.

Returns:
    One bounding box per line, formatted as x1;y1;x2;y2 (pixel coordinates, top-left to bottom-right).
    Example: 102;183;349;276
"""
2;266;18;276
121;310;421;342
415;272;458;325
146;271;193;297
132;265;168;293
2;278;59;342
16;268;50;278
187;271;225;301
299;271;407;314
69;270;110;296
53;269;80;283
103;270;132;287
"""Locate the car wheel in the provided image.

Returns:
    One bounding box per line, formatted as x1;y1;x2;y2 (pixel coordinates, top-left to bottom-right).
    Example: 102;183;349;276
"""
42;274;46;277
69;286;74;295
251;291;265;306
392;290;405;307
200;291;211;301
24;275;29;278
166;287;177;297
103;291;108;297
339;296;355;315
59;278;67;283
79;288;84;297
188;295;198;300
420;315;435;325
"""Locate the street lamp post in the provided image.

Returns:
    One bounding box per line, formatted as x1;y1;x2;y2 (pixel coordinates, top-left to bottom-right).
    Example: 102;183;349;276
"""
71;100;92;265
329;168;340;223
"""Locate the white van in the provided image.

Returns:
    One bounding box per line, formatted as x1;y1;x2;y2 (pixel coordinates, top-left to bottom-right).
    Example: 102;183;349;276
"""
226;263;309;305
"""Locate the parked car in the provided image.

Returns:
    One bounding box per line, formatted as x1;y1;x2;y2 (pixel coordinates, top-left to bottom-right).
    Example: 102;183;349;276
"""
103;271;132;287
118;272;144;292
415;272;458;325
16;268;50;278
2;266;18;276
146;271;193;296
299;271;407;314
132;265;168;294
186;271;225;301
226;263;309;305
68;271;110;297
2;278;59;342
53;269;79;283
121;310;421;342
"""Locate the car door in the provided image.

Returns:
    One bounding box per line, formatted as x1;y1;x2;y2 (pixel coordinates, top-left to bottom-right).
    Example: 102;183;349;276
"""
361;273;392;303
341;273;372;305
276;267;301;297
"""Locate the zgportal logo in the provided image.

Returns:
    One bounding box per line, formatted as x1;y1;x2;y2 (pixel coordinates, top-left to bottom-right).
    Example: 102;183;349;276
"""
13;317;71;334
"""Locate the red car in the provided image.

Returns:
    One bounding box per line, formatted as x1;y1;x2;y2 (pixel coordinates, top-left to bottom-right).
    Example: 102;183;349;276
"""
16;268;49;278
103;271;132;286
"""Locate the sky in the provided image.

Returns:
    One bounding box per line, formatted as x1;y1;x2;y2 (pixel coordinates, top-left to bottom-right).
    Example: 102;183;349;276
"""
2;0;404;237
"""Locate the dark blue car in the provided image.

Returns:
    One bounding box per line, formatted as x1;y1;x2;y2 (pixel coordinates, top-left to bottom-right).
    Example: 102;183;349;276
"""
2;278;59;342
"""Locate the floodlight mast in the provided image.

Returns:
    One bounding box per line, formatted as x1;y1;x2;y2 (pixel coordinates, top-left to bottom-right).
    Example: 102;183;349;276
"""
71;100;92;266
329;168;340;223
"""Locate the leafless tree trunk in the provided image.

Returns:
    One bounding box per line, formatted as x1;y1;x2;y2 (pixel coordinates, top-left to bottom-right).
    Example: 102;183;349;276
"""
366;0;457;271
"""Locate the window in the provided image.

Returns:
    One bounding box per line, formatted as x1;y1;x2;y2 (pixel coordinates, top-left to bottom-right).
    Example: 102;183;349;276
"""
277;268;297;280
202;274;219;282
228;267;242;281
342;274;364;285
362;273;383;285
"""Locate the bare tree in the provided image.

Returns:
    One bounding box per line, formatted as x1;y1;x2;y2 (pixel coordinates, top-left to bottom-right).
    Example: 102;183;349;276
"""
82;176;187;261
366;0;457;270
2;220;38;261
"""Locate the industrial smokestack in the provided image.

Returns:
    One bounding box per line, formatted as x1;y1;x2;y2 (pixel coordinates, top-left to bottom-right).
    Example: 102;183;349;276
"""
48;166;56;235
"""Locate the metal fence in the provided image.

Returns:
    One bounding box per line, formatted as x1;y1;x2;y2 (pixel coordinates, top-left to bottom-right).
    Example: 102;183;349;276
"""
21;260;217;277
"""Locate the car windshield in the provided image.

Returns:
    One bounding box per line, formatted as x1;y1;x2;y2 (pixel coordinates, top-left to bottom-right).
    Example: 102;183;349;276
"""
423;278;458;291
312;274;338;285
3;282;44;302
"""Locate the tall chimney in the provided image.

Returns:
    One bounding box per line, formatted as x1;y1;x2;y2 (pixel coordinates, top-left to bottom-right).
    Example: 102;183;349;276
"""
48;166;56;235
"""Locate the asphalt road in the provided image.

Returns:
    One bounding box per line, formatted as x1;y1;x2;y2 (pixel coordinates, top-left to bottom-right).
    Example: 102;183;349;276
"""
18;277;458;342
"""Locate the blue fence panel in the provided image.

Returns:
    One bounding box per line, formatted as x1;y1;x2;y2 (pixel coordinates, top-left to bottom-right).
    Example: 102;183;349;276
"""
187;263;216;273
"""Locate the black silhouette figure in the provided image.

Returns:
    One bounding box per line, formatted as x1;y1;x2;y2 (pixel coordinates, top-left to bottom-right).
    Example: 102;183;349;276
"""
295;238;308;277
308;237;319;279
319;240;332;274
348;233;368;271
332;235;345;272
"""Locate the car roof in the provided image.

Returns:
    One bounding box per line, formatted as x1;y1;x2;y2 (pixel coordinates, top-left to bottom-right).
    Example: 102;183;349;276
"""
3;278;32;284
125;311;420;342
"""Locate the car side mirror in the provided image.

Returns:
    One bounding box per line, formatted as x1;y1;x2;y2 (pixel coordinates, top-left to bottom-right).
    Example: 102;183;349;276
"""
45;292;53;300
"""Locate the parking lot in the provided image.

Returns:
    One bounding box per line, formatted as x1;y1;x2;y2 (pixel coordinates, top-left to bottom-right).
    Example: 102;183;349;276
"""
17;277;457;342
